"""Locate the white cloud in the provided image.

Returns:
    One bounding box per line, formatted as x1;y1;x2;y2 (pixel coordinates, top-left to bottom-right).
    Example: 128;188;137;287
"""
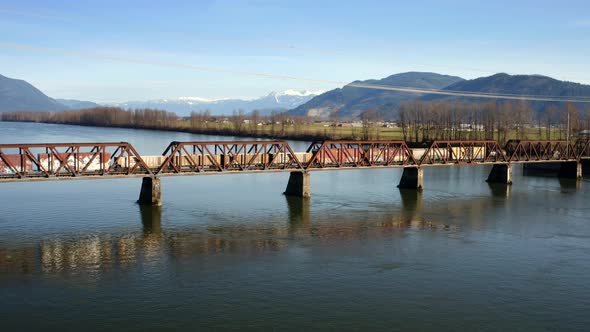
571;19;590;27
281;89;324;97
177;96;229;102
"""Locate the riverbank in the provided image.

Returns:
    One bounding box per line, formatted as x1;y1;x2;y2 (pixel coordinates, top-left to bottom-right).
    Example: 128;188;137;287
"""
0;107;394;142
0;119;351;142
0;106;568;143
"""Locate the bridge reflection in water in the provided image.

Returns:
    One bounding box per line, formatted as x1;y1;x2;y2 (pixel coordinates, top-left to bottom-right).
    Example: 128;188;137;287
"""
140;205;162;235
0;183;546;281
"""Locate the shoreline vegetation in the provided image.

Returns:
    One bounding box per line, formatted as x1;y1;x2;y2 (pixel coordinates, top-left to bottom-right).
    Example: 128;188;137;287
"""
1;100;589;144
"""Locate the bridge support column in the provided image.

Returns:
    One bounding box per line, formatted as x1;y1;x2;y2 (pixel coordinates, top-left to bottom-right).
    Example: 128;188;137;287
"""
558;161;582;179
138;177;162;206
284;171;311;198
397;167;423;190
487;164;512;184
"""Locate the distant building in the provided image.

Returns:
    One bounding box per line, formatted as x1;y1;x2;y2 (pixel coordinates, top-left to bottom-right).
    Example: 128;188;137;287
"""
459;123;484;131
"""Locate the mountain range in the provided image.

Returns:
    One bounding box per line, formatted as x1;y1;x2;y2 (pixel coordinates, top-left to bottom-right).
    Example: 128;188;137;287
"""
0;73;321;115
108;90;324;116
0;74;66;112
423;73;590;111
290;72;590;119
56;99;100;110
289;72;464;118
2;72;590;118
434;73;590;98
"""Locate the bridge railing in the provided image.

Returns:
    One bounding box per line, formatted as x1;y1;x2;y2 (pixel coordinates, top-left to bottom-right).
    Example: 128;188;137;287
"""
0;142;152;180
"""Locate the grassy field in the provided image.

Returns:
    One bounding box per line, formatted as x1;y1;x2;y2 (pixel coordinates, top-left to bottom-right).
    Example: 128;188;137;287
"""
177;121;570;142
2;115;574;143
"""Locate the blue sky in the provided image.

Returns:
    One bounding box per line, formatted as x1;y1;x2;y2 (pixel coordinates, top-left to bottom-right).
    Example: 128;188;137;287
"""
0;0;589;102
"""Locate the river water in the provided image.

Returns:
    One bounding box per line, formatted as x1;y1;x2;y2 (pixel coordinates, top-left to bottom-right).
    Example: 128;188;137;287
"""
0;122;589;331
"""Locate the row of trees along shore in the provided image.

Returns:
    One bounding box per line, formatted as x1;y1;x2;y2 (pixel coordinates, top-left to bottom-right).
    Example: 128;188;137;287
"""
0;107;324;140
1;100;589;143
397;100;590;142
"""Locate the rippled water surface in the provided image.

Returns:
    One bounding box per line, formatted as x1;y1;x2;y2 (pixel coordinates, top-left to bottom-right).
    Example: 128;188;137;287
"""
1;122;589;331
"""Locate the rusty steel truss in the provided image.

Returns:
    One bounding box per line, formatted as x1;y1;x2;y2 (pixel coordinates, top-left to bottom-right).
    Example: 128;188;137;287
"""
419;141;507;165
504;140;578;162
305;140;417;169
156;141;303;174
574;138;590;158
0;139;589;182
0;142;152;180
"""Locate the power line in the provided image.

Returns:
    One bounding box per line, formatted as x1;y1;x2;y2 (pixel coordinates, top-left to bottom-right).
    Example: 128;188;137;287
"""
348;83;590;102
2;42;590;103
0;8;72;22
1;7;587;83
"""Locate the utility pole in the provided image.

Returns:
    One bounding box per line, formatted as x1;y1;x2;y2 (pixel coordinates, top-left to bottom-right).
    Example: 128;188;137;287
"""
566;112;570;159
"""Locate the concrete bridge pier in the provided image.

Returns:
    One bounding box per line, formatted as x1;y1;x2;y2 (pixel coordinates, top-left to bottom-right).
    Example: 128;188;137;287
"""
487;164;512;184
138;176;162;206
558;161;582;179
397;167;423;190
284;171;311;198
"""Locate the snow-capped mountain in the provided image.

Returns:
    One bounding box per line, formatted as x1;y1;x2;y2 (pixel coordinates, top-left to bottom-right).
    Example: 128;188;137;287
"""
109;90;324;116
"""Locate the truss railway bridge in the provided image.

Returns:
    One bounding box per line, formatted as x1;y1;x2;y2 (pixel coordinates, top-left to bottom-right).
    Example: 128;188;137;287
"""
1;139;589;206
